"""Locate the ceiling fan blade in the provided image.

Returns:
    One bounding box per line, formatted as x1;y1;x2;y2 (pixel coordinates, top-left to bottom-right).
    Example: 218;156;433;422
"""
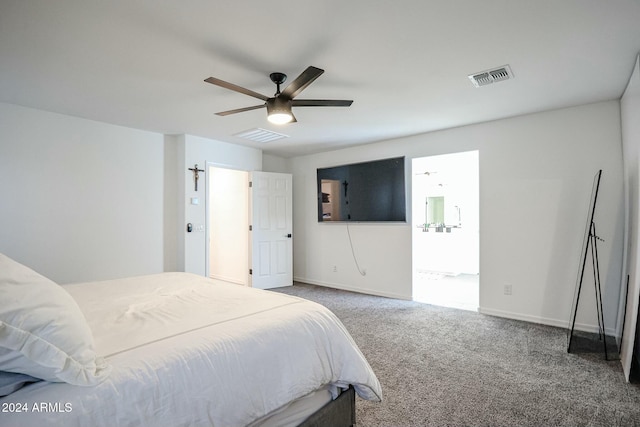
280;66;324;99
292;99;353;107
215;104;265;116
205;77;269;101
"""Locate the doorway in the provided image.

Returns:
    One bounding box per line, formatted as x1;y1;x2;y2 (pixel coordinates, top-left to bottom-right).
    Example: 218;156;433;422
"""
412;151;479;311
206;166;293;289
207;165;250;285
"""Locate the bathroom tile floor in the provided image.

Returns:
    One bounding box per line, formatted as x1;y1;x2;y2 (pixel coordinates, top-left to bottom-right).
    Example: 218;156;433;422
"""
413;272;479;311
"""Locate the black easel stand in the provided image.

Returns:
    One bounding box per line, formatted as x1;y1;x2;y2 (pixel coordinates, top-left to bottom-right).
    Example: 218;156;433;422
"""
568;221;609;359
567;169;615;360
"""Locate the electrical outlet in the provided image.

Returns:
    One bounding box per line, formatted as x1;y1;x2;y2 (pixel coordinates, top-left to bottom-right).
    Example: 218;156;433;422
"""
504;284;512;296
333;265;337;273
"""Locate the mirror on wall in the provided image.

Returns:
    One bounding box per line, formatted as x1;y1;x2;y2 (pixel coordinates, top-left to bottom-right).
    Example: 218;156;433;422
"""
422;196;462;231
426;196;444;225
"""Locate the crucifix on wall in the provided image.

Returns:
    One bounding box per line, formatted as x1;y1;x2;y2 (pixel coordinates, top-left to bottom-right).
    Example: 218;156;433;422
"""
188;164;205;191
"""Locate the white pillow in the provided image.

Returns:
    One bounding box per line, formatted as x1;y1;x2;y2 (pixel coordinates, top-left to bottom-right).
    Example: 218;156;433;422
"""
0;253;110;385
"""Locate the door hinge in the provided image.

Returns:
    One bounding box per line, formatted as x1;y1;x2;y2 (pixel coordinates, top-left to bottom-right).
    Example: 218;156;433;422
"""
249;181;253;188
249;269;253;275
249;225;252;231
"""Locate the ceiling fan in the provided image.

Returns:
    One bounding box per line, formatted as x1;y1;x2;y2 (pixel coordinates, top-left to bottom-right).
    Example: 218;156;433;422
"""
204;66;353;124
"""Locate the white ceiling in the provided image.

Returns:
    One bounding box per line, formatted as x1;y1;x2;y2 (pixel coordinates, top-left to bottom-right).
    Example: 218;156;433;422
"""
1;1;639;158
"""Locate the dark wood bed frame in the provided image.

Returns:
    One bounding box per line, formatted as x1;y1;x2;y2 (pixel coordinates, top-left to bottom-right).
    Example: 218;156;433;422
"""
298;385;355;427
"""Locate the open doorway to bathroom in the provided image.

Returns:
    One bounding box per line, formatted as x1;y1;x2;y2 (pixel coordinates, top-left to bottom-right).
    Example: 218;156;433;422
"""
412;151;479;311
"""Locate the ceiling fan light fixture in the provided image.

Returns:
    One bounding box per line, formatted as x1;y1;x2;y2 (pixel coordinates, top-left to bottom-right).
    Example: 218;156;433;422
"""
267;112;293;125
266;98;293;124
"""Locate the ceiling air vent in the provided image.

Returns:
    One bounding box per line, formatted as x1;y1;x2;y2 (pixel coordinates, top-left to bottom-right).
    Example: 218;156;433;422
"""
233;128;289;143
468;65;514;88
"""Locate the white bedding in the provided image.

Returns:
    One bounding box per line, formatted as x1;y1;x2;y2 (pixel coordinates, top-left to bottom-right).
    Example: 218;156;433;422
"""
0;273;381;426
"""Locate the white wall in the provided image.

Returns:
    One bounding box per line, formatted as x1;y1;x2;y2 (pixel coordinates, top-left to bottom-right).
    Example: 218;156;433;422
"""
0;102;271;282
290;101;625;332
262;153;290;173
179;134;262;276
163;135;180;272
292;152;413;300
620;54;640;380
0;103;165;283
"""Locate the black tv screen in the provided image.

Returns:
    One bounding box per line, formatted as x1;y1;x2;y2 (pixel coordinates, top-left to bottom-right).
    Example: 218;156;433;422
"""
317;157;406;222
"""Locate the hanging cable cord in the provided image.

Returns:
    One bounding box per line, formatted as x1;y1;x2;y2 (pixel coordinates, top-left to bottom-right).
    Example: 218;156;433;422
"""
346;222;367;276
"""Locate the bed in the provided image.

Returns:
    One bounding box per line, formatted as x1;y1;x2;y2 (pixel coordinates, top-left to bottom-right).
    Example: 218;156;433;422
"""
0;253;382;426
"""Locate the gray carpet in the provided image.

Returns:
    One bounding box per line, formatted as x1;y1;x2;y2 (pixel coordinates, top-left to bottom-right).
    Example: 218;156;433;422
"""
272;282;640;427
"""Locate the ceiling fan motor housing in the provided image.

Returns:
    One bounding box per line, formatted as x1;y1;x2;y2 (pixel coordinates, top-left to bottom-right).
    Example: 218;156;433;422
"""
266;97;292;116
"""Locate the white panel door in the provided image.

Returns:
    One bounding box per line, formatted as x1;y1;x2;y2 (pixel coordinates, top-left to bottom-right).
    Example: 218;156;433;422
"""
250;171;293;289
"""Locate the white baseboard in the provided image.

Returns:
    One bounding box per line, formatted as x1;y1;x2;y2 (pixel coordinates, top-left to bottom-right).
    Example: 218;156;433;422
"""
293;276;411;301
478;307;617;336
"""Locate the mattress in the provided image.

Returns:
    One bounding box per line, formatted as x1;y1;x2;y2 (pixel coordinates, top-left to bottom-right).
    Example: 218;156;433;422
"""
250;385;333;426
0;272;381;426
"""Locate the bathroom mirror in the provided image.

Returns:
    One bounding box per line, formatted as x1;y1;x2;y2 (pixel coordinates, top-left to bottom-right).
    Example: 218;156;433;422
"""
426;196;444;225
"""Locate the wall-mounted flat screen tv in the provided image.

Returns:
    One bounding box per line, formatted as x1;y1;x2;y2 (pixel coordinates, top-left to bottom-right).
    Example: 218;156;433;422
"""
317;156;406;222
